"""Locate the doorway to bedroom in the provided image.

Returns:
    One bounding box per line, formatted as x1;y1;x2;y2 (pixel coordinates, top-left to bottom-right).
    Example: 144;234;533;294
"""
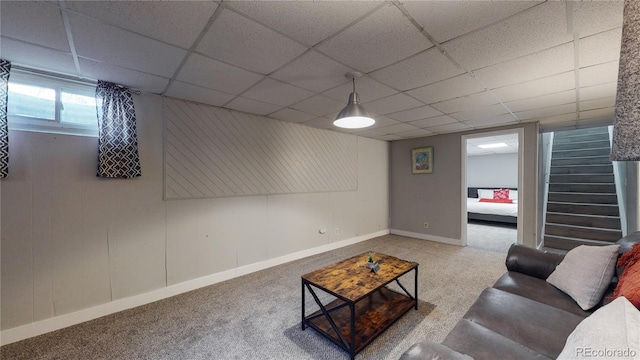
462;129;522;252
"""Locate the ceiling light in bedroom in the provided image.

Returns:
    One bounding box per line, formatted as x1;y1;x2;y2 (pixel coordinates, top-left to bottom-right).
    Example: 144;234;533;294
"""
333;72;375;129
478;142;508;149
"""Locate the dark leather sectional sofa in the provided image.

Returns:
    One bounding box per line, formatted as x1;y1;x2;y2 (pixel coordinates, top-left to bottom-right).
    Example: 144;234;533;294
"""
400;232;640;360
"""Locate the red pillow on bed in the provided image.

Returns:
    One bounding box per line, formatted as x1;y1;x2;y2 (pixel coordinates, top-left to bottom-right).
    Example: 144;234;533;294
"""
493;189;510;200
480;198;513;204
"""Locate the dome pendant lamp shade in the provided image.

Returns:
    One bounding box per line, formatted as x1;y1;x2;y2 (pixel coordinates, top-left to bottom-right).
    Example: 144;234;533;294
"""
333;72;375;129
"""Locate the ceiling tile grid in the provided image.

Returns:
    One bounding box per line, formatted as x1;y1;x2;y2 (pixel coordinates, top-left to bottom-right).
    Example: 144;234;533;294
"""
0;0;626;141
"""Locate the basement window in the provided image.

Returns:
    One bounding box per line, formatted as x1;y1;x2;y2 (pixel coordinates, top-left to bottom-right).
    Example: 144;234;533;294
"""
7;73;98;137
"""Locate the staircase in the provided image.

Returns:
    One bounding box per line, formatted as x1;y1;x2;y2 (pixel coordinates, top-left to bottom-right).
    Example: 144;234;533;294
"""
543;127;622;251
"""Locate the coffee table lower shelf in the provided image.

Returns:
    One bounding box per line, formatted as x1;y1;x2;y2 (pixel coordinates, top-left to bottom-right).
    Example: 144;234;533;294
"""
304;287;416;357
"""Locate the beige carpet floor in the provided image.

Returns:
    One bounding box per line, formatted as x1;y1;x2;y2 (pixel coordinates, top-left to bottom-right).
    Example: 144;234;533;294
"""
1;234;508;360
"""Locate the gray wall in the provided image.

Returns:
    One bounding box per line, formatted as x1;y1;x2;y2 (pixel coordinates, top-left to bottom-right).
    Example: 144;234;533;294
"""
390;122;539;248
0;94;389;338
467;153;518;188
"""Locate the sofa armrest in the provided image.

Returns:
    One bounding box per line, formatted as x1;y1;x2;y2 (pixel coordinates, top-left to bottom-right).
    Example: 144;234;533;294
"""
400;342;473;360
505;244;566;280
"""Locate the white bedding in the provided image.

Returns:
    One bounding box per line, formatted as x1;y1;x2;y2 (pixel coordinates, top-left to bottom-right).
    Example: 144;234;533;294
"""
467;197;518;217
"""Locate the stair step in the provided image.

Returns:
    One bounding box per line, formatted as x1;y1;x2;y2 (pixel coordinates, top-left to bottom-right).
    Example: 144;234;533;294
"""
546;202;620;216
551;156;611;166
552;148;611;158
546;212;621;229
548;183;616;193
545;223;622;242
550;164;613;174
553;133;609;144
552;140;610;151
544;235;616;251
547;192;618;204
554;127;609;137
549;174;614;183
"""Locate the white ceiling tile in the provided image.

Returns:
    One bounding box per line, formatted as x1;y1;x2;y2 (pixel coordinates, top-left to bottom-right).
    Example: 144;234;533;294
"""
317;4;432;72
407;74;484;104
271;51;353;93
579;61;619;88
79;58;169;94
323;76;398;103
443;2;572;70
410;115;458;129
225;96;283;116
370;48;464;91
197;9;307;74
227;1;382;46
537;113;578;125
474;43;574;90
65;1;218;48
579;28;622;68
302;116;334;130
69;14;186;78
354;127;396;138
393;129;435;139
426;122;472;134
176;54;263;95
291;94;345;116
450;104;509;122
364;94;424;116
363;116;401;130
165;81;235;107
386;105;442;122
268;108;316;124
377;134;406;141
580;97;615;112
579;82;617;102
0;1;69;52
579;107;615;121
504;90;576;113
465;114;518;129
430;91;497;114
492;72;575;103
0;37;76;75
374;123;420;135
402;1;540;43
573;1;623;39
577;116;614;129
242;78;314;107
515;103;577;121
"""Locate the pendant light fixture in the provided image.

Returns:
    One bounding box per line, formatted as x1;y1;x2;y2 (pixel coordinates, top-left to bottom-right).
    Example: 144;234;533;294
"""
333;72;375;129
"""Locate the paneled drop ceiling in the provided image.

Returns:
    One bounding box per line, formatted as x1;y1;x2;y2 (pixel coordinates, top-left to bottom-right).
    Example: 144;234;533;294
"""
0;1;624;141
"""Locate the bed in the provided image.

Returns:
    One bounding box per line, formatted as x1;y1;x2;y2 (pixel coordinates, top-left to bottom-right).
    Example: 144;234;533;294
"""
467;187;518;224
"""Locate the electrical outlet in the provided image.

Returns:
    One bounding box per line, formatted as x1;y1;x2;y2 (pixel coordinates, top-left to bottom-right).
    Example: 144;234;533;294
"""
423;222;429;229
335;228;339;235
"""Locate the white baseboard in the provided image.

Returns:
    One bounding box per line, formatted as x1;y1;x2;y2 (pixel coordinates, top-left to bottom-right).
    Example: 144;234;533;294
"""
390;229;462;246
0;229;390;346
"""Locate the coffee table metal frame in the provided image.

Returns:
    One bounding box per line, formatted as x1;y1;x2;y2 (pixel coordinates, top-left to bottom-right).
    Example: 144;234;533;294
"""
301;253;418;360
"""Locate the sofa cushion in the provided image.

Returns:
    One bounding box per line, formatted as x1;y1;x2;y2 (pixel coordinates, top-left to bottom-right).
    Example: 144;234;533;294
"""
493;272;591;317
443;319;552;360
557;297;640;359
457;288;584;359
547;244;619;310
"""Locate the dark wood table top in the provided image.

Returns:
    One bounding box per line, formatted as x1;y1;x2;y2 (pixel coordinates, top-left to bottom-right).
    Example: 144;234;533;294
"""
302;252;418;303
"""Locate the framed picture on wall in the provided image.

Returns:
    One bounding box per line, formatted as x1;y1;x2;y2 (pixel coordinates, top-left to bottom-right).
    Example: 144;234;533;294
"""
411;147;433;174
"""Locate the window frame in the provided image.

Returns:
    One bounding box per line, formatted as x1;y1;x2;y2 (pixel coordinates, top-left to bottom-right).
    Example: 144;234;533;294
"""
7;72;99;137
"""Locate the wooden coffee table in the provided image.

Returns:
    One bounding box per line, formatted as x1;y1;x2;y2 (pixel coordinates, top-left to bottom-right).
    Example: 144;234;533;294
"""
301;252;418;359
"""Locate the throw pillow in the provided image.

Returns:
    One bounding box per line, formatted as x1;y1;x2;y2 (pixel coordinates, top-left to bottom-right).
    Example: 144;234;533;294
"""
547;244;620;310
557;296;640;360
477;189;494;199
509;189;518;200
611;243;640;309
493;188;509;199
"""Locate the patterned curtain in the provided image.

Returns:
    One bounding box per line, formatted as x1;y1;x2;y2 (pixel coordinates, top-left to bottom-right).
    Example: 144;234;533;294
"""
0;59;10;179
95;80;141;178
